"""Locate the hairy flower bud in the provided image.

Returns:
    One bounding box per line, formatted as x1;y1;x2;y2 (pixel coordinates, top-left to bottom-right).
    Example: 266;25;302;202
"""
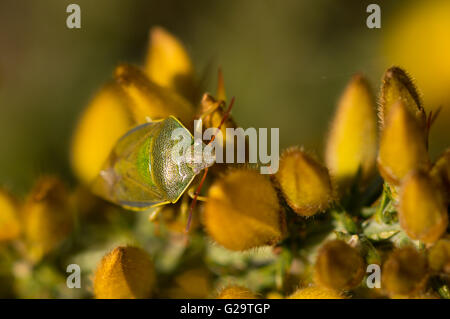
0;189;21;242
382;246;428;296
203;169;285;251
288;286;344;299
314;240;365;290
94;246;156;299
398;170;448;243
325;74;377;189
377;102;430;185
379;67;426;129
217;286;257;299
114;63;194;125
145;26;195;102
276;148;333;216
23;176;74;262
427;238;450;274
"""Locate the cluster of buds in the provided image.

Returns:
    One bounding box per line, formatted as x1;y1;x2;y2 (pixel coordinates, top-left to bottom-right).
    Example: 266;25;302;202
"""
1;26;449;299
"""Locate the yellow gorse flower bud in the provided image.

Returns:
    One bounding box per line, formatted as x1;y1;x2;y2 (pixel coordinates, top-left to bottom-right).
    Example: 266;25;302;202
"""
398;170;448;244
145;26;195;102
381;246;428;297
0;189;21;242
325;74;377;189
377;102;430;185
314;239;365;290
23;176;73;262
203;168;285;251
217;286;258;299
276;148;333;216
114;64;195;125
379;67;426;129
428;238;450;274
430;148;450;203
71;83;134;185
288;286;345;299
93;246;156;299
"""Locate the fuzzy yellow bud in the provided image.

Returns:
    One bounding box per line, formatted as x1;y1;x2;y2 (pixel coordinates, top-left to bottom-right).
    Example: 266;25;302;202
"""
276;148;333;216
398;170;448;243
203;169;285;251
71;83;134;184
377;102;430;185
145;26;195;101
114;64;195;125
0;189;21;242
428;238;450;274
288;286;345;299
430;148;450;203
217;286;258;299
325;74;377;189
166;268;211;299
314;240;365;290
23;176;74;262
382;246;428;296
93;246;156;299
379;67;426;129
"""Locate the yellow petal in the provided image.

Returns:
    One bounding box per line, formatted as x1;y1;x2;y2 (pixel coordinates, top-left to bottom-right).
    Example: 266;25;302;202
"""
94;246;156;299
203;168;285;251
145;26;195;101
71;83;134;185
115;64;195;125
276;148;333;216
381;246;428;297
0;189;21;242
23;176;73;262
325;74;377;189
379;67;426;129
314;240;365;290
377;102;430;185
398;170;448;243
288;286;345;299
217;286;258;299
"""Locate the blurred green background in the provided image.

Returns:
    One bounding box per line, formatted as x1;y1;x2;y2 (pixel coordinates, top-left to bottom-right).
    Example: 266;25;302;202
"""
1;0;449;194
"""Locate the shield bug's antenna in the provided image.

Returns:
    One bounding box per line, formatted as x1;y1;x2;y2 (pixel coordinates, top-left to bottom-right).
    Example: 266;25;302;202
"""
185;97;235;233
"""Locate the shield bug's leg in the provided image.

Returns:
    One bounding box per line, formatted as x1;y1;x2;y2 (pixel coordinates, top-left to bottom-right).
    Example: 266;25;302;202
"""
148;207;161;221
185;97;235;233
187;186;208;202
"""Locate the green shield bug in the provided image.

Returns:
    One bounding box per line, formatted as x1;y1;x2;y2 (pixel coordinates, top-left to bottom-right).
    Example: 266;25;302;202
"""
91;97;235;229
